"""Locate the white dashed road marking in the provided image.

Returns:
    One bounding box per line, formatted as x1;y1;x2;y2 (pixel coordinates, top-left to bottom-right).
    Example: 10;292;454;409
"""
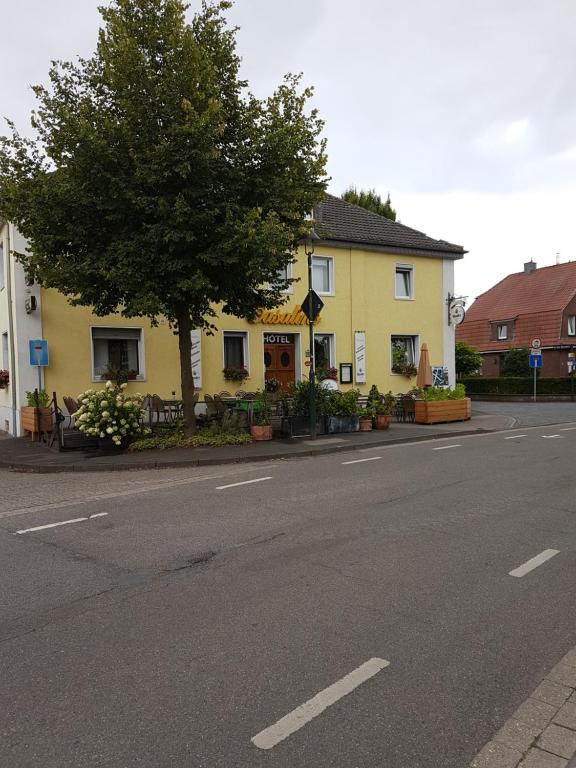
509;549;560;578
341;456;382;465
216;477;272;490
433;445;461;451
15;513;109;535
251;658;390;750
504;434;527;440
542;434;562;439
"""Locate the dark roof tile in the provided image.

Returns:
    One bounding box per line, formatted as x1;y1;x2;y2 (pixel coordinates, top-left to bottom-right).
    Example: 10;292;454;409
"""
314;194;465;257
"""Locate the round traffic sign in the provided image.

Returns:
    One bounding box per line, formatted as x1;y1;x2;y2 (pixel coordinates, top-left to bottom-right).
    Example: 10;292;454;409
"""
532;338;541;349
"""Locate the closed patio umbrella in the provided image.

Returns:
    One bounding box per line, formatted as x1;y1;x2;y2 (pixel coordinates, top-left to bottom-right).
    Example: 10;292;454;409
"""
416;342;432;388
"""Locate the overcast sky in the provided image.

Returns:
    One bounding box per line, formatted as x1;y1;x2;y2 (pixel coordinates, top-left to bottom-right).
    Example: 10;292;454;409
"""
2;0;575;306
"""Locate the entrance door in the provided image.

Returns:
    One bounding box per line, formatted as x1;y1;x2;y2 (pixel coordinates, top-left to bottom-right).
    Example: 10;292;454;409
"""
264;334;296;391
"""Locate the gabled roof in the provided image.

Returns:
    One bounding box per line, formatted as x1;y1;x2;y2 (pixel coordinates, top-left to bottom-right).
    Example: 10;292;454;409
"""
313;194;465;258
464;262;576;322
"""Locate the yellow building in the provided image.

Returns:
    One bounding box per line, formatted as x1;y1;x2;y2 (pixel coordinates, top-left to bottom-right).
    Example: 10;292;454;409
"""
1;196;465;432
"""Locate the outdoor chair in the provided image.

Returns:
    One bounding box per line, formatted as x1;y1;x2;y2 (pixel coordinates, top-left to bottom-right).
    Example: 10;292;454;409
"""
213;394;228;418
150;394;169;424
401;394;416;423
204;394;219;421
218;391;232;399
63;396;80;428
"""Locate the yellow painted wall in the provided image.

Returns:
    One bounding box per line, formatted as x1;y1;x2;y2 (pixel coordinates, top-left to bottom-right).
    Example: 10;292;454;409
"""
42;244;446;400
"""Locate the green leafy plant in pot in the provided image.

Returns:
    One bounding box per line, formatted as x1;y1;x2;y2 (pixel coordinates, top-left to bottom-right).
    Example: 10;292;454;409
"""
250;391;273;441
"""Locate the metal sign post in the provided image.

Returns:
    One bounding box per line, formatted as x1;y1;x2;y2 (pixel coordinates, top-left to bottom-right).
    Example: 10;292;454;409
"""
28;340;49;441
529;351;542;401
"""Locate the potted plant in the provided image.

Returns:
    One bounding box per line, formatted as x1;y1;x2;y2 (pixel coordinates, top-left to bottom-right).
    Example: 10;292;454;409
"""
250;392;273;441
223;366;249;384
21;390;54;438
73;380;151;452
372;390;396;430
280;380;328;437
325;389;360;433
359;407;373;431
100;365;138;386
265;377;281;393
392;344;418;378
0;370;9;389
414;383;471;424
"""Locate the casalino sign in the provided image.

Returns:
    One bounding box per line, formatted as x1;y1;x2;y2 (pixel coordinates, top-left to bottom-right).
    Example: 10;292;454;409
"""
253;306;321;326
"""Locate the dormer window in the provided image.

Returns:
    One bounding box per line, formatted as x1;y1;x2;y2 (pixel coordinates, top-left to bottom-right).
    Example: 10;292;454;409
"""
497;324;508;340
568;316;576;336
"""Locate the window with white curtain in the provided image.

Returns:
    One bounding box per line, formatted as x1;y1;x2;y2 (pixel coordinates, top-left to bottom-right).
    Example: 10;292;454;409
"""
312;256;333;294
91;327;143;380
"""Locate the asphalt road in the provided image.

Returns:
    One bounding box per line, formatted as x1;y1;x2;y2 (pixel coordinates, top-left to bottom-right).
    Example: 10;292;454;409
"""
2;415;576;766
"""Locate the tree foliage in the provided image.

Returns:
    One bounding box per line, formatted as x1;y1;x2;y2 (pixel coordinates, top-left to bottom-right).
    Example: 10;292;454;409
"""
500;348;530;377
0;0;328;432
455;341;483;377
341;186;396;220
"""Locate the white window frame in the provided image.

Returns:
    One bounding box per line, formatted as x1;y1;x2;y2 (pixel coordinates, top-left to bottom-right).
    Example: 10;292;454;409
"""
314;332;336;369
312;255;335;296
497;324;508;340
568;316;576;336
222;331;250;374
395;264;414;300
90;326;146;383
390;334;419;374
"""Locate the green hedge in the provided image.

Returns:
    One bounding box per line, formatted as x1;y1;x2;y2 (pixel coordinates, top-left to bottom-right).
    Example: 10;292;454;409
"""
461;377;575;395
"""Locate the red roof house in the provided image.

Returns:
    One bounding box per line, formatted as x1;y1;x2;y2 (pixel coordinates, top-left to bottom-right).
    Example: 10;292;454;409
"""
457;260;576;376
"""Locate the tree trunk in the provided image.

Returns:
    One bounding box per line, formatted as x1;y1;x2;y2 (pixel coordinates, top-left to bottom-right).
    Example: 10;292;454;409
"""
175;307;196;436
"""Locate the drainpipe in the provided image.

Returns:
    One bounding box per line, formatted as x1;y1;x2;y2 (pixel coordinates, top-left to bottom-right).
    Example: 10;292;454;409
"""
5;223;18;436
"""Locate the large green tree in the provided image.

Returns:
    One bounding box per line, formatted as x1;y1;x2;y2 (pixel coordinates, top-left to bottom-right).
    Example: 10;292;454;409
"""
500;348;530;377
455;341;483;377
0;0;327;432
341;186;396;220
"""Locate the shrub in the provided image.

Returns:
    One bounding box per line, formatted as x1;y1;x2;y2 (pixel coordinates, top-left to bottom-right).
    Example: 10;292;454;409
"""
461;377;575;395
326;389;360;416
74;381;150;445
128;430;252;451
288;379;332;417
25;389;50;407
500;348;530;377
455;342;483;377
418;384;466;401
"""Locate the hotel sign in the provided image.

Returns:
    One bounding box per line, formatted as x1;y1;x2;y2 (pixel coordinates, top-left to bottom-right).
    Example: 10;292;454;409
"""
254;306;320;326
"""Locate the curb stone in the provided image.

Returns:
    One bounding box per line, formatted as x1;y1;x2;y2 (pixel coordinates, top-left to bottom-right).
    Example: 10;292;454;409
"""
470;649;576;768
0;427;492;474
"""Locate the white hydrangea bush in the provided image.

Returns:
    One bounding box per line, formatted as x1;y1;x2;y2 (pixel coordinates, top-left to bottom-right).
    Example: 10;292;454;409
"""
74;381;151;446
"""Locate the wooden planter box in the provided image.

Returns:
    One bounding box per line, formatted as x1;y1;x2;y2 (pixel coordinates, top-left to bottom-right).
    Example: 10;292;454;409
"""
21;406;54;438
414;398;471;425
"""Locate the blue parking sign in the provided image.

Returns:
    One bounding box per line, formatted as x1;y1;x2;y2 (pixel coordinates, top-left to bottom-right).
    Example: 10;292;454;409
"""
29;340;49;367
529;354;542;368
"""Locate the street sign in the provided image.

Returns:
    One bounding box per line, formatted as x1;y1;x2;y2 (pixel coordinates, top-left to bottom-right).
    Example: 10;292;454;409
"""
532;338;541;349
530;347;542;356
300;290;324;323
529;354;543;368
29;339;49;367
448;302;466;325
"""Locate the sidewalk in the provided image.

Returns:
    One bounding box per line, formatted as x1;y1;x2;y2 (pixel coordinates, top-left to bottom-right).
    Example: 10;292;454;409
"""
0;412;512;473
